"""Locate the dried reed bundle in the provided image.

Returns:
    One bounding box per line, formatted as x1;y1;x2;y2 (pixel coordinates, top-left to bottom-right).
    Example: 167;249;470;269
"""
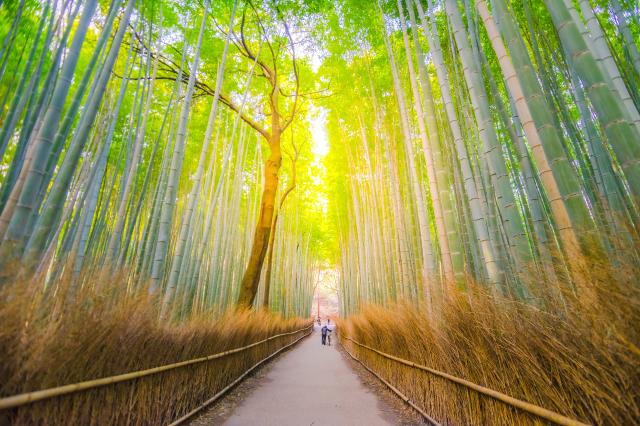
339;248;640;425
0;270;309;425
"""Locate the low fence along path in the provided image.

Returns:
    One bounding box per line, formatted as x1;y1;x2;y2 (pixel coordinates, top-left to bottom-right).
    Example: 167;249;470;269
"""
221;326;396;425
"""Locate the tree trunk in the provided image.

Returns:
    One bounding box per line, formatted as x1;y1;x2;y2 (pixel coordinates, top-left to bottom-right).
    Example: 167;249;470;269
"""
236;131;281;309
261;211;279;309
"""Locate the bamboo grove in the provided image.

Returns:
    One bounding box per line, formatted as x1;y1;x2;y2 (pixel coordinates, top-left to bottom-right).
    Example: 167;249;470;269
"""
0;0;322;319
0;0;639;326
0;1;639;423
327;0;640;316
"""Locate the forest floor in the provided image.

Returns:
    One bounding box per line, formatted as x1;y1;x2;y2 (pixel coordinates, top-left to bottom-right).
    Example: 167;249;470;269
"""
187;326;423;425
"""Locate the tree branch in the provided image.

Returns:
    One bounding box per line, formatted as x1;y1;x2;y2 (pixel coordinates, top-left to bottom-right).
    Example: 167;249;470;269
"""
219;92;271;140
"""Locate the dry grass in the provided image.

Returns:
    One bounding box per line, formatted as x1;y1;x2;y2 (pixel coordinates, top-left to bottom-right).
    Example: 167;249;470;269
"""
0;270;310;425
338;248;640;425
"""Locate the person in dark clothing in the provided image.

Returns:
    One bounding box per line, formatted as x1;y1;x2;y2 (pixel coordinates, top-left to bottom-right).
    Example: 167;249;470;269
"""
321;324;328;345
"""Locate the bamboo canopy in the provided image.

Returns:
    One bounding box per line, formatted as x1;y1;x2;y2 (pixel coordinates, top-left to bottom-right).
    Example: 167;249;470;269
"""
0;0;638;423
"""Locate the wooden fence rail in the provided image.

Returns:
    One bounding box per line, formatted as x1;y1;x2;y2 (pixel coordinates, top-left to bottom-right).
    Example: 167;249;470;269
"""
0;323;313;411
341;335;589;426
169;327;313;425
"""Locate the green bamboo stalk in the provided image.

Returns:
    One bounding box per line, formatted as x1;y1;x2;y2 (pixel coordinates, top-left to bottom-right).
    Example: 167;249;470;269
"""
24;0;132;266
0;0;98;261
545;0;640;202
150;3;209;295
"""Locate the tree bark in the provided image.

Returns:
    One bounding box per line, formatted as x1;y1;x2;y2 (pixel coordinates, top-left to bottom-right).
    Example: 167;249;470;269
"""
237;129;281;309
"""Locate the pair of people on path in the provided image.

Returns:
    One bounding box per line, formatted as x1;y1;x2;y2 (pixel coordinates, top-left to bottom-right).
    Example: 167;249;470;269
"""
321;319;332;345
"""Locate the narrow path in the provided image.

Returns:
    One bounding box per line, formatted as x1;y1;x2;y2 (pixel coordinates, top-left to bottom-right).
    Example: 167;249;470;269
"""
192;326;403;425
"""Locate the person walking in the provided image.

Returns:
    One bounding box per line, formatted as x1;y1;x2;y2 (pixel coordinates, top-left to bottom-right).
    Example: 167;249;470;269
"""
326;320;333;346
321;323;328;345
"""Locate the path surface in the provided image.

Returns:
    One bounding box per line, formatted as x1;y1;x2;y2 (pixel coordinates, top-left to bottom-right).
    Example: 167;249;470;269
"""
219;327;398;426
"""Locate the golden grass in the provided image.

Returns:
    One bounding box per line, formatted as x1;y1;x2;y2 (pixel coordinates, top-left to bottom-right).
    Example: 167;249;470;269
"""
338;247;640;425
0;270;310;425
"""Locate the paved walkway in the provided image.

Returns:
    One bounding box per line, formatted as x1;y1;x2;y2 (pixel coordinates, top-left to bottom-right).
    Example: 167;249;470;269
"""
222;326;396;426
